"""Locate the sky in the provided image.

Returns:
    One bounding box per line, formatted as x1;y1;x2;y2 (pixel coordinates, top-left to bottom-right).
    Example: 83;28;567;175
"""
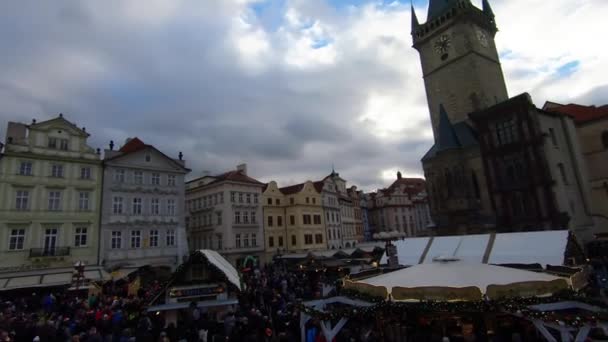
0;0;607;192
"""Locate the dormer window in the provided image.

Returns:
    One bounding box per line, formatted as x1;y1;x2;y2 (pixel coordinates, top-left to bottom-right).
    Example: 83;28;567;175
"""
145;154;151;162
48;138;57;149
60;139;69;151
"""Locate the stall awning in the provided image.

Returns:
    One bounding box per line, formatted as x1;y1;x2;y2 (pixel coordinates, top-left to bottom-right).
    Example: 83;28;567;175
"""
0;266;110;291
147;298;238;312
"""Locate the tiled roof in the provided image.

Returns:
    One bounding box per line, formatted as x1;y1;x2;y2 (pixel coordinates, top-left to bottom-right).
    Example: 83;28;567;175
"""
210;170;264;186
119;137;146;153
279;183;305;195
313;181;325;193
546;103;608;125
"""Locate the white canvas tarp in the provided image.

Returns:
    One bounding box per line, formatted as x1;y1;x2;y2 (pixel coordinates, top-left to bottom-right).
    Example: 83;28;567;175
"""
489;230;568;266
198;249;241;291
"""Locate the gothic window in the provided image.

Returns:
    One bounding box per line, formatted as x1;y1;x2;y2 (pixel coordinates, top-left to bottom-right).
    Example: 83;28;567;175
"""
495;119;517;146
602;131;608;149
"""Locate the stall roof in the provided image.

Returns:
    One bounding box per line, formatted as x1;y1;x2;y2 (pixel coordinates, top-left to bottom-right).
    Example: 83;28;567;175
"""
489;230;568;266
196;250;241;291
359;262;565;295
380;230;569;268
0;266;110;291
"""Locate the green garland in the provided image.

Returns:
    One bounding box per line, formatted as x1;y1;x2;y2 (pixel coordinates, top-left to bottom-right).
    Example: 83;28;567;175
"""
297;290;608;328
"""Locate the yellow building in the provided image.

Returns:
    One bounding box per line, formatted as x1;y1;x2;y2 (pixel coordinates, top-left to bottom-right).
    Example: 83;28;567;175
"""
262;181;327;256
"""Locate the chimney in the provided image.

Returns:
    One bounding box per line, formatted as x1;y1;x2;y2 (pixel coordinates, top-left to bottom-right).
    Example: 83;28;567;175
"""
236;163;247;175
6;122;27;145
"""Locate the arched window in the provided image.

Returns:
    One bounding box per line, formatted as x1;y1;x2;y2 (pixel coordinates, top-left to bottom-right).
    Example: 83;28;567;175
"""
602;131;608;149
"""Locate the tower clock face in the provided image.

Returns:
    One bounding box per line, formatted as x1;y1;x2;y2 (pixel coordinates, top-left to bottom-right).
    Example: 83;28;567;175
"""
434;34;451;55
476;29;488;48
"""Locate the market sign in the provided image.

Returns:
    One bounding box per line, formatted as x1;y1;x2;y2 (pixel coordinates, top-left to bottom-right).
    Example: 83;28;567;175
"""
169;285;225;301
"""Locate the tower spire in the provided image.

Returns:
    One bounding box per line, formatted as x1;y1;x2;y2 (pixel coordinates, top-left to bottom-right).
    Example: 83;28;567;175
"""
482;0;495;18
411;1;419;34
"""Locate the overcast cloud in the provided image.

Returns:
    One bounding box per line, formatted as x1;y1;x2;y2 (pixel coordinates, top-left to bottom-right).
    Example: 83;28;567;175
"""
0;0;606;191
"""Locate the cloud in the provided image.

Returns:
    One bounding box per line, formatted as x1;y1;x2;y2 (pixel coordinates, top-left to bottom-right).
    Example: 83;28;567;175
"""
0;0;606;192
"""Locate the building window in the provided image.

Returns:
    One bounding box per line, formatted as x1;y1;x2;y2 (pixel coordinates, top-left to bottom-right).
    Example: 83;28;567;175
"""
215;211;222;225
244;234;250;247
132;198;142;215
277;216;283;227
495;119;517;145
145;154;151;162
304;234;313;245
74;227;88;247
312;198;316;204
167;199;176;216
291;235;296;246
217;234;223;250
166;229;176;247
134;171;143;184
48;137;57;149
558;163;569;185
303;215;312;225
151;173;160;185
269;236;274;248
275;199;280;205
80;167;91;180
60;139;69;151
313;215;321;225
111;231;122;249
79;192;90;211
306;197;310;204
246;194;251;203
231;192;235;203
254;194;258;204
168;175;176;186
267;198;272;205
51;164;64;178
44;228;58;254
149;230;159;247
238;193;243;203
251;211;256;224
267;216;273;227
130;231;141;248
15;190;29;210
278;236;284;247
235;234;241;248
290;198;295;205
252;233;257;247
112;197;123;214
48;191;62;211
243;211;249;224
549;128;558;147
315;234;323;244
151;199;160;215
602;131;608;149
114;169;125;183
235;211;241;224
19;162;33;176
8;229;25;250
290;215;295;225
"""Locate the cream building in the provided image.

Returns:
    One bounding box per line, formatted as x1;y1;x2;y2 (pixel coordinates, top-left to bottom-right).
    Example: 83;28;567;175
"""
186;164;265;266
262;180;327;254
0;115;102;271
100;138;190;272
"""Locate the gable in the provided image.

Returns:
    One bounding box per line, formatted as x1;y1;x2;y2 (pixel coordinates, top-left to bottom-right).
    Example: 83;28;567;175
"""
31;117;89;137
106;146;187;173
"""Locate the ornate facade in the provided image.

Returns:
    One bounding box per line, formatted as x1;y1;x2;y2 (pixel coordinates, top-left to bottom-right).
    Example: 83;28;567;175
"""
0;115;102;270
100;138;190;271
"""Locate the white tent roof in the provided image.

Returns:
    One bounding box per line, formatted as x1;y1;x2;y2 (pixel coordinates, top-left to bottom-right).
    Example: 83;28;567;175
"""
359;262;564;294
197;250;241;291
489;231;568;266
379;230;569;268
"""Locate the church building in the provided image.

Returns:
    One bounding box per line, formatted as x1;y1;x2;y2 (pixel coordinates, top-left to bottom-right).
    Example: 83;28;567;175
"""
412;0;597;241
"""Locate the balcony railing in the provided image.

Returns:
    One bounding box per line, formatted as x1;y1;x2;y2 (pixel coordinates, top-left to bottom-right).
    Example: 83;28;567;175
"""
29;247;71;258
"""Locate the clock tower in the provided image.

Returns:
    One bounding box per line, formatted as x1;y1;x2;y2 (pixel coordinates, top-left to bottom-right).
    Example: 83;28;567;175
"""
412;0;508;137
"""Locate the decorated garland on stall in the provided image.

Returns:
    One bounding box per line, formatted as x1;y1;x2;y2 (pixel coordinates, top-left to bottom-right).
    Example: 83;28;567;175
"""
297;290;608;328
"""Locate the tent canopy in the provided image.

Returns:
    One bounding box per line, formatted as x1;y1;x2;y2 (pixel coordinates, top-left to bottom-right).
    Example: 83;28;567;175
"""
350;261;569;301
